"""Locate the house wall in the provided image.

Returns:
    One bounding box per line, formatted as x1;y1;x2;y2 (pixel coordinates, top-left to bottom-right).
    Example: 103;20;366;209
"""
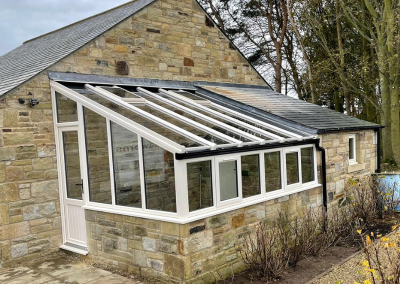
0;0;377;278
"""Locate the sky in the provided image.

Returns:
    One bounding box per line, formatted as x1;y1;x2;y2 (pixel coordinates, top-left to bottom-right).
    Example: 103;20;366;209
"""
0;0;130;56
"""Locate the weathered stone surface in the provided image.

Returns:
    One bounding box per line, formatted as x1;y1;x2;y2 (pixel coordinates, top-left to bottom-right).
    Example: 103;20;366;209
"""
3;133;34;146
0;183;18;202
0;204;10;225
142;237;156;252
0;222;30;241
164;254;190;279
181;230;213;255
31;180;58;198
147;259;163;271
231;214;244;229
10;243;28;258
22;202;56;221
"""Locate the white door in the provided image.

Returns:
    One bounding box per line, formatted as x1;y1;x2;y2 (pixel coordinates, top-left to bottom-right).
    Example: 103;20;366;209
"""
59;128;88;250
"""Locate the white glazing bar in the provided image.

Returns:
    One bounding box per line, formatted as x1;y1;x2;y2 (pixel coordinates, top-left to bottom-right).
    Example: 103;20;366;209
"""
127;87;242;147
135;88;265;144
50;81;185;154
106;119;116;206
160;89;288;140
200;94;304;139
86;84;216;150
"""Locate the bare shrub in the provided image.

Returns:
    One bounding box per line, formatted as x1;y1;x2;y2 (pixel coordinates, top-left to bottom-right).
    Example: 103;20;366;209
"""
356;226;400;284
375;175;400;218
238;221;289;281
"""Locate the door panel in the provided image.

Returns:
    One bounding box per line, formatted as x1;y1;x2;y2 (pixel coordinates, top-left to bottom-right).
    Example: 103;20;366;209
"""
60;128;87;248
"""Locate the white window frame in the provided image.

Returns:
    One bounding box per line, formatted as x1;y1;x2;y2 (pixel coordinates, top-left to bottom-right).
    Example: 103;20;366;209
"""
263;149;285;197
283;147;302;190
215;155;243;208
349;134;357;165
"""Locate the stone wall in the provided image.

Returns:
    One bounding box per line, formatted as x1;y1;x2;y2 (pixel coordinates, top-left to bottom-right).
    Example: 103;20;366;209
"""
321;129;377;203
85;186;323;284
0;77;62;268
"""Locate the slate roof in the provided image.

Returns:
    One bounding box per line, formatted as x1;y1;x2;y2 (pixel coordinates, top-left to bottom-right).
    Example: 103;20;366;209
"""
195;83;381;133
0;0;157;96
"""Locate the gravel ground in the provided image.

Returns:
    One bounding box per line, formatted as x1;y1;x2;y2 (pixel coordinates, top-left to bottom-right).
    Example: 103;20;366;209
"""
312;228;400;284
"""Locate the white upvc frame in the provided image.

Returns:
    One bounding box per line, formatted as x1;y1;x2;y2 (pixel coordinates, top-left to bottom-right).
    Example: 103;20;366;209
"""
86;84;215;150
51;81;186;154
215;155;243;208
349;134;357;165
124;87;242;148
283;147;302;190
51;82;321;225
156;89;267;144
160;89;293;141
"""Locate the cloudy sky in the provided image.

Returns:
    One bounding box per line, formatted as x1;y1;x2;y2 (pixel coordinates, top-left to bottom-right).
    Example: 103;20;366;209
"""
0;0;130;56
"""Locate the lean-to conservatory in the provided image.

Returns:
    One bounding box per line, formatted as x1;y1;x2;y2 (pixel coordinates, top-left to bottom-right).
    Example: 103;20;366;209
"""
51;79;320;224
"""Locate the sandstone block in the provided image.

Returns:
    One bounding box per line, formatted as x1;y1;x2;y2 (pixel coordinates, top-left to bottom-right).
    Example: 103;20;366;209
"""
22;202;56;221
31;180;58;198
6;166;24;182
3;133;34;146
142;237;156;252
11;243;27;259
0;183;18;202
0;204;10;225
0;222;30;241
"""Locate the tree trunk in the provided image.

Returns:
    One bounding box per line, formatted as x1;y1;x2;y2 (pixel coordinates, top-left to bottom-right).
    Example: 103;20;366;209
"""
275;50;283;93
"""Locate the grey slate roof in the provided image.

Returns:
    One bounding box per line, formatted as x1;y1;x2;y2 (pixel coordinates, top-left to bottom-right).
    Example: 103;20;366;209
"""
0;0;157;96
195;83;381;133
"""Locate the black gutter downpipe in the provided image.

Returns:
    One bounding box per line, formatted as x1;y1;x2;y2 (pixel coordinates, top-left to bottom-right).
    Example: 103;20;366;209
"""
376;128;381;173
315;140;328;216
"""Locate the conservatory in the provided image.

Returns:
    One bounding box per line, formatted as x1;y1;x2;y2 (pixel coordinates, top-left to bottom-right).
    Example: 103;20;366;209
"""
50;79;320;225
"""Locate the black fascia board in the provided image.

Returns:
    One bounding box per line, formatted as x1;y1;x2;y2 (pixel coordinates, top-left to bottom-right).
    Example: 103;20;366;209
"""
176;138;318;160
316;125;384;134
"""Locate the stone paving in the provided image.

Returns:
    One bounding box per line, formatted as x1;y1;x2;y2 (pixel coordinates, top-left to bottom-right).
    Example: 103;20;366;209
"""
0;254;142;284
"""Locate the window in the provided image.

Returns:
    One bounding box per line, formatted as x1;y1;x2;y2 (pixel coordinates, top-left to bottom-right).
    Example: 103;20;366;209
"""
56;92;78;123
84;108;112;204
286;151;300;185
242;154;261;198
301;147;315;183
265;151;281;192
219;160;239;202
349;134;357;165
111;122;142;208
187;160;213;212
143;138;177;213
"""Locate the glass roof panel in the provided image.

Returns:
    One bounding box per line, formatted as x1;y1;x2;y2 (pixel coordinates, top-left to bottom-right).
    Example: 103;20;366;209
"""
156;93;275;140
79;89;202;148
99;86;141;98
133;104;232;145
208;106;291;139
173;90;206;101
133;91;254;142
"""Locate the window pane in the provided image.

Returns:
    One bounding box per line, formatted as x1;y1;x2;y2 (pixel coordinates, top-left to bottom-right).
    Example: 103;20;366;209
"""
219;160;238;201
84;108;112;204
111;122;141;208
349;138;355;160
242;154;261;198
265;152;281;192
301;147;315;183
187;160;213;212
56;92;78;123
63;131;82;200
143;138;176;213
286;152;299;185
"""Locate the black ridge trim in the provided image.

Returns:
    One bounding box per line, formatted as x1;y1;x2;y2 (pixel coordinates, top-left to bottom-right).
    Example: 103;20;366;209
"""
316;125;383;134
175;138;318;160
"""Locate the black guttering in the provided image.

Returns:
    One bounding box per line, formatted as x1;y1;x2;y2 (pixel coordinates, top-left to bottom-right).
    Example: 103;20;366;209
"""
315;142;328;214
175;138;318;160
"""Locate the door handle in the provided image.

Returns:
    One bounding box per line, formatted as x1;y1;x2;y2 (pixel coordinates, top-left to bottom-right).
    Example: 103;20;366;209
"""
75;179;84;194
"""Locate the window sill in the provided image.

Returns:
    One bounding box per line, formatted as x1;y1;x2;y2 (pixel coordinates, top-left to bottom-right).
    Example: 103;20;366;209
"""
348;163;365;173
83;183;322;224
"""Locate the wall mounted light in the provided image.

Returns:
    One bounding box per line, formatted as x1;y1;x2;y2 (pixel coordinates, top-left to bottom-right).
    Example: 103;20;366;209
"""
29;99;39;107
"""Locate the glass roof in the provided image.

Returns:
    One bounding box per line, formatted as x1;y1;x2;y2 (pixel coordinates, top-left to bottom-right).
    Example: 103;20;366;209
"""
56;82;309;153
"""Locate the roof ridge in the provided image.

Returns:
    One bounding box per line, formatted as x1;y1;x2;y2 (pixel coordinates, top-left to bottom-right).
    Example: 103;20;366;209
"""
23;0;136;44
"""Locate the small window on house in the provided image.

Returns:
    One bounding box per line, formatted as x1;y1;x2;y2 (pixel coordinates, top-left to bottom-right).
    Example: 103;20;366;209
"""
265;152;281;192
84;108;112;204
187;160;213;212
241;154;261;198
219;160;239;201
286;151;299;185
111;122;142;208
56;92;78;123
301;147;315;183
143;138;177;213
349;134;357;165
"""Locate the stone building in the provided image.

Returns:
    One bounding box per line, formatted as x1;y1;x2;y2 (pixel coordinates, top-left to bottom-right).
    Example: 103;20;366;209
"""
0;0;381;283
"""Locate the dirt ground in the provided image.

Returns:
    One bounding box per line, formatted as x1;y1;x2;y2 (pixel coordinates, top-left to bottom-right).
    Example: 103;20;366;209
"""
228;245;360;284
